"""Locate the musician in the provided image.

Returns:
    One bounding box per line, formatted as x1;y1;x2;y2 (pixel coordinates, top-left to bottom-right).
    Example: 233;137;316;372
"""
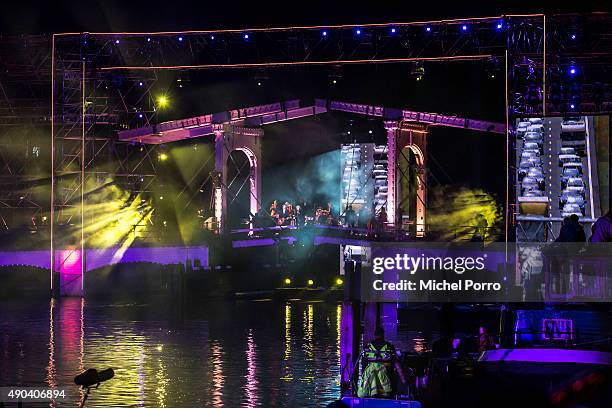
270;207;281;225
270;200;279;213
345;204;357;228
283;204;296;226
316;206;330;224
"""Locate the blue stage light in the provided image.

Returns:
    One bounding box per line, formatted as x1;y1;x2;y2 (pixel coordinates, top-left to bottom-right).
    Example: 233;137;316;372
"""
178;36;183;42
496;22;503;30
115;39;120;44
243;33;249;40
569;66;577;75
322;30;327;37
138;81;144;87
425;26;432;32
210;35;215;40
461;24;468;32
138;113;144;119
570;103;576;109
147;37;151;42
570;33;576;40
355;29;362;36
390;27;396;34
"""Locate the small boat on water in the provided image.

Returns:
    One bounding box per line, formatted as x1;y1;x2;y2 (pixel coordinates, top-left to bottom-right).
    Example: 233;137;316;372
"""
338;397;422;407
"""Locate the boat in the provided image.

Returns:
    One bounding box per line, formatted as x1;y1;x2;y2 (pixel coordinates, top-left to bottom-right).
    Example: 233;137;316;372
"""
337;397;422;407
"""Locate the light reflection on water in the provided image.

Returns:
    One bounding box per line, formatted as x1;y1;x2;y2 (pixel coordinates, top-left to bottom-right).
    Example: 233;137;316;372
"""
0;298;432;407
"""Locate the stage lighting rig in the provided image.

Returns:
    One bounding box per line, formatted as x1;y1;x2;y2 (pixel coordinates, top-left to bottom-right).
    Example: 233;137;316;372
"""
411;62;425;81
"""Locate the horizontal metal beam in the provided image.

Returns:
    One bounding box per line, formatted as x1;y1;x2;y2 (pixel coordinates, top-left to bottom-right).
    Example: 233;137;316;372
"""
323;99;505;134
119;98;506;144
118;99;304;144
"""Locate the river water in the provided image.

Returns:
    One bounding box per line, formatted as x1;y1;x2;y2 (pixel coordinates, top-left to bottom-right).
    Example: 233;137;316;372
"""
0;298;431;407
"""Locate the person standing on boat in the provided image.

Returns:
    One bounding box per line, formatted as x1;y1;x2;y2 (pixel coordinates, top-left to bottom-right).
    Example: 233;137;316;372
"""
357;327;407;398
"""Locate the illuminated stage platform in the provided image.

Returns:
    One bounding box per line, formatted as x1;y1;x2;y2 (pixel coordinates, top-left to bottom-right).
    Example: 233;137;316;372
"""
230;224;378;248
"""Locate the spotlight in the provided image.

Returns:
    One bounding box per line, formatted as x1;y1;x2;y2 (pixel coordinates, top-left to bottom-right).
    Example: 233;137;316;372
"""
257;82;262;86
368;130;373;134
284;278;292;285
496;22;503;30
322;30;327;37
243;33;249;40
347;131;351;135
115;39;120;44
355;28;362;36
159;196;164;200
210;35;215;40
570;103;576;109
570;33;576;40
332;79;337;84
461;24;468;32
178;36;183;42
147;37;151;42
390;27;396;34
158;153;168;161
307;279;314;286
156;95;169;108
336;278;344;285
138;113;143;119
425;26;432;32
569;66;577;75
138;81;144;87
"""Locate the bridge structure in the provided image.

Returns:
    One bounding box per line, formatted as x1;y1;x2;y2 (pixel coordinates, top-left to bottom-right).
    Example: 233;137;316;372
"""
118;98;505;235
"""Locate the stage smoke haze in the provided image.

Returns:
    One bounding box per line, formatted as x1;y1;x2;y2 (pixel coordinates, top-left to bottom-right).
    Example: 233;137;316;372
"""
428;186;503;242
265;149;340;209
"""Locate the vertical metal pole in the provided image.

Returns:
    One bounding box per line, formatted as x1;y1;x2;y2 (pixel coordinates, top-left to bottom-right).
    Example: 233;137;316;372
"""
81;61;86;294
543;15;547;116
505;49;510;254
50;35;55;292
384;121;398;228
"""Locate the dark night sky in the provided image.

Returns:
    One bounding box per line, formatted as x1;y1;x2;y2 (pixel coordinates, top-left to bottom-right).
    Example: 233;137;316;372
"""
1;1;604;35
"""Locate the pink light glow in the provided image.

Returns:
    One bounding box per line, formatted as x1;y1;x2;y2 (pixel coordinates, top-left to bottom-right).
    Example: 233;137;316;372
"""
244;329;259;407
58;248;83;296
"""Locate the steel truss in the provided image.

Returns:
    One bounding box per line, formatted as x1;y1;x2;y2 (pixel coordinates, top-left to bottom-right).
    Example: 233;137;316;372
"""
0;35;52;232
0;13;609;293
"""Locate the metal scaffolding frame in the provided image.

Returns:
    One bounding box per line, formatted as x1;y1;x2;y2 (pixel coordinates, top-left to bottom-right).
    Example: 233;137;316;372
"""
0;13;609;294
